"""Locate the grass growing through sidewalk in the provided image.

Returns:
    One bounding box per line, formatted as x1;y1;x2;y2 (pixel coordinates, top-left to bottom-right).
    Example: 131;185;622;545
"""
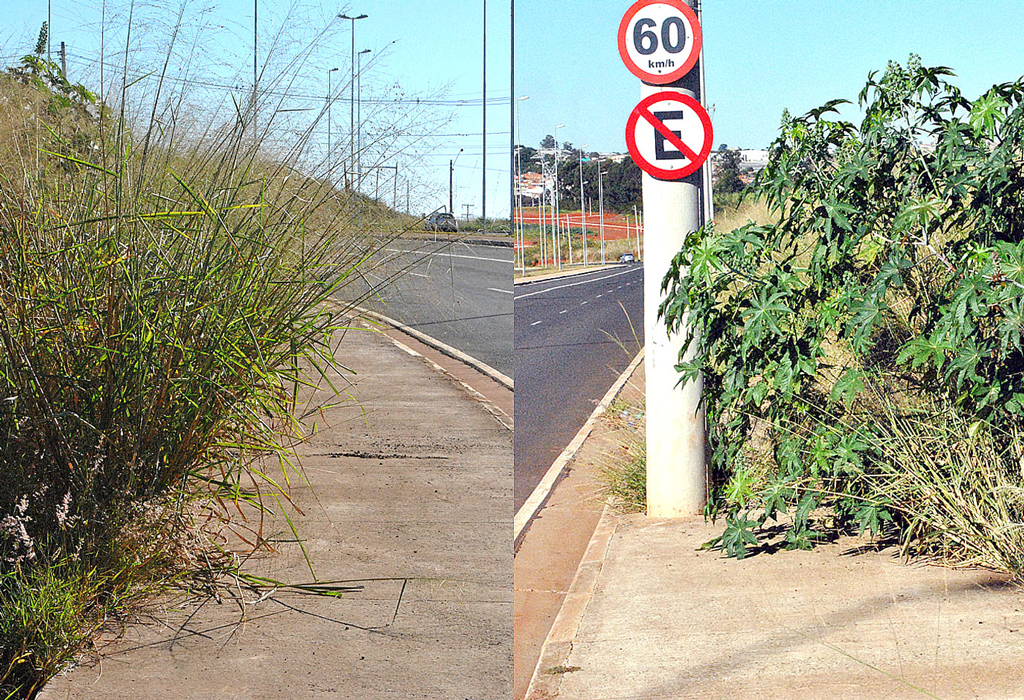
597;397;647;514
0;15;428;696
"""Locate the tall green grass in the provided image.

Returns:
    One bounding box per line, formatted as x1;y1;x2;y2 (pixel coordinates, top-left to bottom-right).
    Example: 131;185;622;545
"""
0;19;418;695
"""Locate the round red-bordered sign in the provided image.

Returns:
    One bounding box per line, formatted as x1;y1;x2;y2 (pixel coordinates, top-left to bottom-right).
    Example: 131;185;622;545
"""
625;91;713;180
618;0;702;84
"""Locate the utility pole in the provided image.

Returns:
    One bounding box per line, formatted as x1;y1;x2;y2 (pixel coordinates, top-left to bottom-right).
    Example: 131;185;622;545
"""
59;41;66;79
450;148;463;214
620;0;709;516
463;203;472;221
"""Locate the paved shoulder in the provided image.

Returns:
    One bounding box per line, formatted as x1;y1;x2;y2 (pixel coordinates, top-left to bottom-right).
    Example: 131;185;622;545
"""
43;327;512;700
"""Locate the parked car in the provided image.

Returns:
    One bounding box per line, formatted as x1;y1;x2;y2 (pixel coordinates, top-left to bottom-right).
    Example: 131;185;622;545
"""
426;211;458;232
619;253;636;263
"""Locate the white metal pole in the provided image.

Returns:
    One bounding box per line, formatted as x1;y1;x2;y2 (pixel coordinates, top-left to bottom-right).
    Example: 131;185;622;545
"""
598;166;602;266
579;147;588;267
566;215;572;265
554;125;565;270
643;0;707;517
633;203;640;259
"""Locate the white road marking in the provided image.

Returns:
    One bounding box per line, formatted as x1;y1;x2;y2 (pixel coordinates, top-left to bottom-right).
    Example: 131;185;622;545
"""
409;272;429;278
559;309;568;314
531;320;542;326
513;267;641;300
581;301;589;305
487;287;513;294
596;294;604;298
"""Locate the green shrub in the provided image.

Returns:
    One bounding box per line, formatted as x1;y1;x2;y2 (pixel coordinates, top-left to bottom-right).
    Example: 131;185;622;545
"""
661;56;1024;567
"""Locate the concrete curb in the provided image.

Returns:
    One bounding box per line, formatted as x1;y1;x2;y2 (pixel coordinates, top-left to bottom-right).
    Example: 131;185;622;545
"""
514;263;625;286
524;504;618;700
401;233;514;247
513;347;644;548
375;326;513;432
356;306;513;391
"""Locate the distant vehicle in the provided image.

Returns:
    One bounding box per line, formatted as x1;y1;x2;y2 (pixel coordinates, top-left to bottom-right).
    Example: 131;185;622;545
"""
426;211;458;232
619;253;636;263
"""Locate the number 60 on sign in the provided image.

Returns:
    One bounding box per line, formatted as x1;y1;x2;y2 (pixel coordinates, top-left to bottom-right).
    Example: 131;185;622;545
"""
617;0;702;84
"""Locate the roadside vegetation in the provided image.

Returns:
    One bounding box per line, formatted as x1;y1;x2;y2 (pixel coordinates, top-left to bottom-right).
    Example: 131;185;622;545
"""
661;56;1024;573
597;397;647;514
0;16;427;697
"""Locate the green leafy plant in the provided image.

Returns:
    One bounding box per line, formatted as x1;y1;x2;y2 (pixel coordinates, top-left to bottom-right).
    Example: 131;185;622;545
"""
661;56;1024;569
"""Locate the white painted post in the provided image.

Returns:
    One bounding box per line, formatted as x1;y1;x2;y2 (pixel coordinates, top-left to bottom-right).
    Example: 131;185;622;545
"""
640;0;707;517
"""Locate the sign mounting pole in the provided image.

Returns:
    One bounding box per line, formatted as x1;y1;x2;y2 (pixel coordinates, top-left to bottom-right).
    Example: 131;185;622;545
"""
619;0;709;517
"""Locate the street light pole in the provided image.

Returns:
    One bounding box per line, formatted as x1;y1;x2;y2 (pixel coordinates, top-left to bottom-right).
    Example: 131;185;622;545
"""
579;144;588;267
327;67;339;166
599;167;608;265
482;0;487;233
338;13;368;188
450;148;464;215
357;48;371;182
554;123;565;270
515;96;530;272
509;0;515;245
253;0;258;141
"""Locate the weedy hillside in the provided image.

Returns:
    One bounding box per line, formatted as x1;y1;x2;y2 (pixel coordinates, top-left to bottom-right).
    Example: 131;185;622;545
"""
0;20;422;698
662;56;1024;571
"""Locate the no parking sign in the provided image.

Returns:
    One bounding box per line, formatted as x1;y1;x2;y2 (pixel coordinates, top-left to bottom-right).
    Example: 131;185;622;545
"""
625;91;712;180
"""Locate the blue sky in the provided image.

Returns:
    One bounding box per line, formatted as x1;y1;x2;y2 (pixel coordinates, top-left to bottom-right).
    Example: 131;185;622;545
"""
516;0;1024;154
1;0;511;218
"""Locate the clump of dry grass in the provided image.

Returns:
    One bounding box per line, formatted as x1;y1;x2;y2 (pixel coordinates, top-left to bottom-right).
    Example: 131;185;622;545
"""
597;397;647;513
0;19;418;696
858;395;1024;574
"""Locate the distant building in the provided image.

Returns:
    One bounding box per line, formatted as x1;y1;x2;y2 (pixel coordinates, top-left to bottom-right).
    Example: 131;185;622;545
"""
515;171;550;203
710;148;770;186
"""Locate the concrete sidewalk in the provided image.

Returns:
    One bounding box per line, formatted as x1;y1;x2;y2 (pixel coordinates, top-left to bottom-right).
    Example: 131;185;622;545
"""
527;365;1024;700
42;322;511;699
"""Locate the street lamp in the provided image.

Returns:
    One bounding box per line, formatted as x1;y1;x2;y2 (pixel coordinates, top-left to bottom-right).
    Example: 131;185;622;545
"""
326;67;339;163
338;12;368;186
356;48;371;182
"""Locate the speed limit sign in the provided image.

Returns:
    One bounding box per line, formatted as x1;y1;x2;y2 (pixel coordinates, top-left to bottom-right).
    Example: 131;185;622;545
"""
618;0;702;84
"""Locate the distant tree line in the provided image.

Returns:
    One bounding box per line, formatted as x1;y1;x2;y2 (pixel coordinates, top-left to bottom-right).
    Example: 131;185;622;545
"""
515;136;641;214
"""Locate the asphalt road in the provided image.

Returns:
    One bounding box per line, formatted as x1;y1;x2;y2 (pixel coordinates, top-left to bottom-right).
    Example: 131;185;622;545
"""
514;265;644;512
354;239;514;379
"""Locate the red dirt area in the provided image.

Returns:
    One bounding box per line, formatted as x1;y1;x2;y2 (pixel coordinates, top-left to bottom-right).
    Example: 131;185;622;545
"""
517;207;639;244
